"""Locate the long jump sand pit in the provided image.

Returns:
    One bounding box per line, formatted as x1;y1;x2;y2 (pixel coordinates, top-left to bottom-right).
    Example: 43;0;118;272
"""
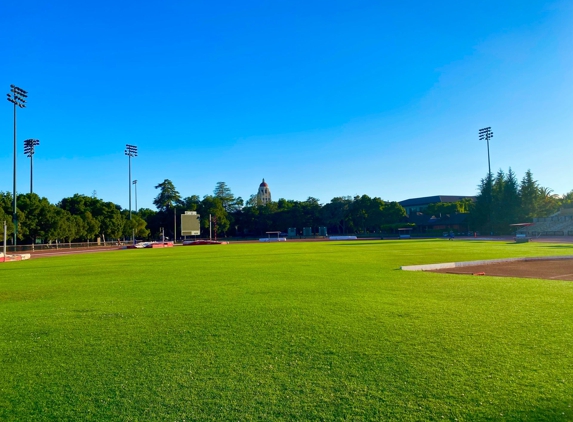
402;256;573;281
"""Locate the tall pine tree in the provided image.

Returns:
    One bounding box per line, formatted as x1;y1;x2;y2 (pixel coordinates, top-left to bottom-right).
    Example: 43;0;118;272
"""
519;170;539;221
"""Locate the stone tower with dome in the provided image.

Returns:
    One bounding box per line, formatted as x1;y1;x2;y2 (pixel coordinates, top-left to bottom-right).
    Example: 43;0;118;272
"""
257;178;271;205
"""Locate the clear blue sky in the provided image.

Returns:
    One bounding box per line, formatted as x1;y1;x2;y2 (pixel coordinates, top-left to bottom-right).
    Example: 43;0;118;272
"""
2;0;572;210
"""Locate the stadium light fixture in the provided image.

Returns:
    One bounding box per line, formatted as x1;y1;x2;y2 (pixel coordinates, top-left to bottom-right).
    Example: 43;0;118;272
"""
7;85;27;247
24;139;40;194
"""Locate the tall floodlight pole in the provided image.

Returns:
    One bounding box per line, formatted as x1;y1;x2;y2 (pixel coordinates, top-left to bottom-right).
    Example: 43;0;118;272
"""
479;127;494;235
124;144;138;220
478;127;494;176
24;139;40;194
7;85;27;247
132;180;138;212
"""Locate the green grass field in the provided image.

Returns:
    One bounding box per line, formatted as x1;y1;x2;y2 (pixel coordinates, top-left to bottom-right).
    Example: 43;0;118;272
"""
1;239;572;421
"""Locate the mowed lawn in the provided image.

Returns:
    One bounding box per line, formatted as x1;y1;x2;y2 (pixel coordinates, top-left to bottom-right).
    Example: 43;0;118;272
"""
1;240;572;421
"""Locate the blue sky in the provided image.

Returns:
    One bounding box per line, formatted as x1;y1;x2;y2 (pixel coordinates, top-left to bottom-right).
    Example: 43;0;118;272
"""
1;0;572;210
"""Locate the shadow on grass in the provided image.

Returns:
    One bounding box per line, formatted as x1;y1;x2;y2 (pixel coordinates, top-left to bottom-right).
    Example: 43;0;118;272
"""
500;242;573;246
506;405;572;421
503;242;533;245
334;242;383;246
333;239;452;246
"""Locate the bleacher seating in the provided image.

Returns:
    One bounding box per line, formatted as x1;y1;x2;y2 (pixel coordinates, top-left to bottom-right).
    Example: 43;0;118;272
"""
526;211;573;237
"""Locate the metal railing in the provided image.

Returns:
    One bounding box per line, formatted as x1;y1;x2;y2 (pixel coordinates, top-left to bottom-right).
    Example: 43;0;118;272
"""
1;240;123;254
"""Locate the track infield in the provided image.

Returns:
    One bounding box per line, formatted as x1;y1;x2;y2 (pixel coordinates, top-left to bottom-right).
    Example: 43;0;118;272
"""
428;258;573;280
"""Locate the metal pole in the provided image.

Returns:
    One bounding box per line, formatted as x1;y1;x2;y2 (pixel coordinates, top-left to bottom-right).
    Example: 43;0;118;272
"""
487;138;491;176
30;152;33;194
174;207;177;244
124;144;137;220
209;214;212;240
479;127;494;235
128;154;132;220
13;102;17;246
133;180;138;212
125;145;137;245
3;220;6;261
24;139;39;195
8;86;27;248
479;127;493;176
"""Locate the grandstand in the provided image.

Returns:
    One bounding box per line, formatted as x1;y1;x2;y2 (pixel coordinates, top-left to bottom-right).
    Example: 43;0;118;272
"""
518;209;573;237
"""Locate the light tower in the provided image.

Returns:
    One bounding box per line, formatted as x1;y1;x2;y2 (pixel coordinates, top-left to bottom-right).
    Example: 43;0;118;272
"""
24;139;40;194
124;144;138;220
478;127;493;176
479;126;494;235
7;85;27;247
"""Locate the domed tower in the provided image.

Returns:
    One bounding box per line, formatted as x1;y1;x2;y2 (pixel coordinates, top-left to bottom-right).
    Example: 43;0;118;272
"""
257;178;271;205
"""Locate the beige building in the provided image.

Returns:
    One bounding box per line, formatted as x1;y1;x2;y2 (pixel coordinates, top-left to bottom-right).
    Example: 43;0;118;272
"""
257;179;272;205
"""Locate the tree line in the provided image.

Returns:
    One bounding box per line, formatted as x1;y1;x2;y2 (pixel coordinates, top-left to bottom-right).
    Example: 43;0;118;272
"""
0;169;569;244
141;180;409;239
471;169;563;234
0;192;149;245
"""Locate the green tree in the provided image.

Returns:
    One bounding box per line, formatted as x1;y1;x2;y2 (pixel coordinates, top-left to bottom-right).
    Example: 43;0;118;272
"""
498;168;521;231
299;197;322;231
95;202;125;240
235;203;260;235
349;195;370;233
182;195;201;212
490;170;507;233
471;173;494;234
457;198;475;214
83;211;101;241
153;179;182;212
536;187;560;217
425;199;472;217
48;209;74;244
17;194;59;245
59;194;127;241
245;194;262;207
153;180;182;239
560;189;573;209
0;191;26;243
0;205;14;242
122;212;150;239
519;170;540;221
199;196;230;235
380;201;407;226
137;208;159;240
213;182;242;212
322;197;352;234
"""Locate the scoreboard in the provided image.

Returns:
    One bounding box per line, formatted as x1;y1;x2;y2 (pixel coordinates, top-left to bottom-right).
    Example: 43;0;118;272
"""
181;211;200;236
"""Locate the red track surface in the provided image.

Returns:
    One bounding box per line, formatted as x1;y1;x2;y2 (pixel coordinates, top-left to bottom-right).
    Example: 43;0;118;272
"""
24;246;121;259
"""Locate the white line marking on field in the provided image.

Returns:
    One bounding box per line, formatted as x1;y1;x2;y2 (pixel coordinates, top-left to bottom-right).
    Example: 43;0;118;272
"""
549;273;573;279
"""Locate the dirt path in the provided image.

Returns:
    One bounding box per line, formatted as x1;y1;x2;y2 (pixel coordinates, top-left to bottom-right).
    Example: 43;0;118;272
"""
430;259;573;281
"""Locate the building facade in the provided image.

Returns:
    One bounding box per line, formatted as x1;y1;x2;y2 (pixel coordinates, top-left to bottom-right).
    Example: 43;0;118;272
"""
257;179;271;205
399;195;474;216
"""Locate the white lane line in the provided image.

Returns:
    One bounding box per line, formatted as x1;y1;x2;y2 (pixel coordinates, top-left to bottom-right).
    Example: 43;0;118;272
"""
549;273;573;279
